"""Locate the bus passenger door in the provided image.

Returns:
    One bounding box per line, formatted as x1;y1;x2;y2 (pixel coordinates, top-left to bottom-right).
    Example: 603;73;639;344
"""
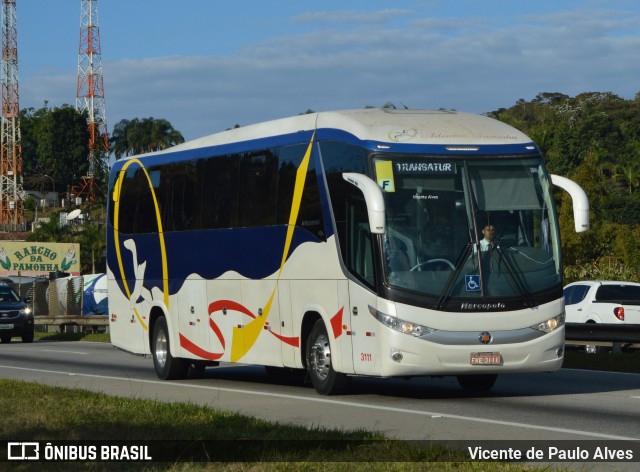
346;197;380;375
348;282;379;375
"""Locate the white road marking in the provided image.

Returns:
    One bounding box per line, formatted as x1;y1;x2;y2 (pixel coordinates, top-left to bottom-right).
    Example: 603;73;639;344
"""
0;364;638;441
39;349;89;355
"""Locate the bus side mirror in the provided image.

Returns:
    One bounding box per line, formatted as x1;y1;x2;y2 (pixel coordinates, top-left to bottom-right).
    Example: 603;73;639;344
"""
342;173;386;234
550;174;590;233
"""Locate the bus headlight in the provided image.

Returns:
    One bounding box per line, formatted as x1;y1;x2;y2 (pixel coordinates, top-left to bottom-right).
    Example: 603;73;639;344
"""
368;306;435;338
531;313;565;333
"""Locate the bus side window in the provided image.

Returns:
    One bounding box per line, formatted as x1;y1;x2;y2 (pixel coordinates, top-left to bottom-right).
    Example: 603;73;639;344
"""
238;152;278;228
279;143;326;240
198;154;239;230
347;197;375;288
118;166;157;234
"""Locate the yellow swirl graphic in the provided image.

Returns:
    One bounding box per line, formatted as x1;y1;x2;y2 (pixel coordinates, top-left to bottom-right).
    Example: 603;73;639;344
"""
112;158;170;330
230;132;315;361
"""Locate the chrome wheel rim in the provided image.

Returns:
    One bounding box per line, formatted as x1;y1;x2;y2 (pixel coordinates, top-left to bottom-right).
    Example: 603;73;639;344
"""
155;329;168;368
309;333;331;380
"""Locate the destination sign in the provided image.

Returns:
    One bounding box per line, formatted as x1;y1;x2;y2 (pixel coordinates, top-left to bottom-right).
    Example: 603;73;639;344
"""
393;162;454;174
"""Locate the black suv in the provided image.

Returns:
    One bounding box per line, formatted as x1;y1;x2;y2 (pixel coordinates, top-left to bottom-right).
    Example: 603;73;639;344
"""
0;283;34;343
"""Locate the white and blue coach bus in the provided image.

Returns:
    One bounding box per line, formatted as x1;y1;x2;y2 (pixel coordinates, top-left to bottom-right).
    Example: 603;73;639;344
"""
107;108;589;395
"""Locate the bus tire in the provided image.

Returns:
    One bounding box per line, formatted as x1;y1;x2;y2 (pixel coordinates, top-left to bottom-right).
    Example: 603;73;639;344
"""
152;316;188;380
306;319;350;395
456;374;497;393
187;362;206;379
21;329;34;343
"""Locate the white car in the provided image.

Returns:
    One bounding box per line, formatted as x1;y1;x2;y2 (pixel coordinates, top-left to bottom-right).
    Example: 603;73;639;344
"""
564;280;640;324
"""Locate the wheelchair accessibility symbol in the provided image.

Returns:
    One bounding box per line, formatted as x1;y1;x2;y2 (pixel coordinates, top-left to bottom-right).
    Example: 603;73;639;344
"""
465;275;481;292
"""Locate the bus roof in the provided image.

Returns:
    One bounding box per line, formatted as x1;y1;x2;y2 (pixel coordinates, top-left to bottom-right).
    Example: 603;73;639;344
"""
125;108;534;160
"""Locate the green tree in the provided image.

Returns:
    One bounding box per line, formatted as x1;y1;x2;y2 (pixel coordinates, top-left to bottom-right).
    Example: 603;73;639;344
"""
76;223;105;274
565;256;640;285
110;117;184;160
27;218;71;243
21;104;91;192
613;162;640;194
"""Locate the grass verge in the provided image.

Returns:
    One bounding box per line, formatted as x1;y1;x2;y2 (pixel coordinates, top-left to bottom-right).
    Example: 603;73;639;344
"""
563;348;640;373
11;332;631;470
34;331;110;343
0;378;539;472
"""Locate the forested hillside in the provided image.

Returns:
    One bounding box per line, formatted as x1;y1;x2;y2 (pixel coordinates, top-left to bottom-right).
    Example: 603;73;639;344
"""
488;92;640;282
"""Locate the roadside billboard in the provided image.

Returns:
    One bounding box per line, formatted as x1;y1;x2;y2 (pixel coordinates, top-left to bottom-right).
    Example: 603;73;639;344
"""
0;242;81;276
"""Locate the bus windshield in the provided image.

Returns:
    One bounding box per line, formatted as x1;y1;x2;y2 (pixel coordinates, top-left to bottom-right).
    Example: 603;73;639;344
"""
375;155;561;304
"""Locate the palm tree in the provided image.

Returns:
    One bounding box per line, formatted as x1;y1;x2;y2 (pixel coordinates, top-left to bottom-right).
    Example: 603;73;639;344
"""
613;163;640;194
77;223;105;274
110;119;131;160
27;218;71;243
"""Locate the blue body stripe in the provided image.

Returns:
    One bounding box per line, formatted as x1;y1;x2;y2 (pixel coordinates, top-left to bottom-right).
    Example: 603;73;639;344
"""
107;225;322;296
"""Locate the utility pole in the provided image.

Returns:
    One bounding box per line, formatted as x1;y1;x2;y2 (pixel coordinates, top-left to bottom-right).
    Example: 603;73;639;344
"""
75;0;108;202
0;0;24;230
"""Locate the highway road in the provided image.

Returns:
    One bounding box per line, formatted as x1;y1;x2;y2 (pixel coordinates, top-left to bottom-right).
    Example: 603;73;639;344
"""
1;340;639;445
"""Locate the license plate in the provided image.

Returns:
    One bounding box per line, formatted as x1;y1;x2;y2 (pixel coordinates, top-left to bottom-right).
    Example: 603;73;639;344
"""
0;323;13;330
470;352;502;366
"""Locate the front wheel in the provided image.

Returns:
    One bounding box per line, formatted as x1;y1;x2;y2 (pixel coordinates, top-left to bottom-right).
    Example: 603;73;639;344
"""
306;319;350;395
152;316;188;380
456;374;497;393
21;330;34;343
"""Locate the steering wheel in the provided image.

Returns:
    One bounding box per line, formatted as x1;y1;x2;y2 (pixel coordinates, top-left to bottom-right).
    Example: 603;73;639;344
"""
410;258;455;271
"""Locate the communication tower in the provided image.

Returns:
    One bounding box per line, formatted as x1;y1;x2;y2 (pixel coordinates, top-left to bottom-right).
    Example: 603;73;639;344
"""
0;0;24;230
75;0;108;201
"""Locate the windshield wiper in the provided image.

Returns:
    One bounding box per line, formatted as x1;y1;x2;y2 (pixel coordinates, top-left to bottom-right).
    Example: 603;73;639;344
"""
435;242;474;309
491;244;534;307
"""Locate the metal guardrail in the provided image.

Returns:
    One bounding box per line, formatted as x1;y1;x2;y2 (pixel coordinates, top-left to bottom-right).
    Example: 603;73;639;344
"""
34;315;108;328
9;278;109;333
565;322;640;344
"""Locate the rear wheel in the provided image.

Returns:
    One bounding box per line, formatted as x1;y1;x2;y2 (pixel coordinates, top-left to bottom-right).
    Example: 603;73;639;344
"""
585;321;607;354
456;374;498;393
0;336;10;343
306;319;349;395
584;344;606;354
152;316;188;380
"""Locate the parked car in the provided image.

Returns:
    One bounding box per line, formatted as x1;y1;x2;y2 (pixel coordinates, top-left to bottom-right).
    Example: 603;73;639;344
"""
563;280;640;353
564;281;640;323
0;283;34;343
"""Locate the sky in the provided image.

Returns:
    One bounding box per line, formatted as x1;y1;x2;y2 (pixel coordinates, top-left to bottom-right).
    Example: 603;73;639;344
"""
14;0;640;142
